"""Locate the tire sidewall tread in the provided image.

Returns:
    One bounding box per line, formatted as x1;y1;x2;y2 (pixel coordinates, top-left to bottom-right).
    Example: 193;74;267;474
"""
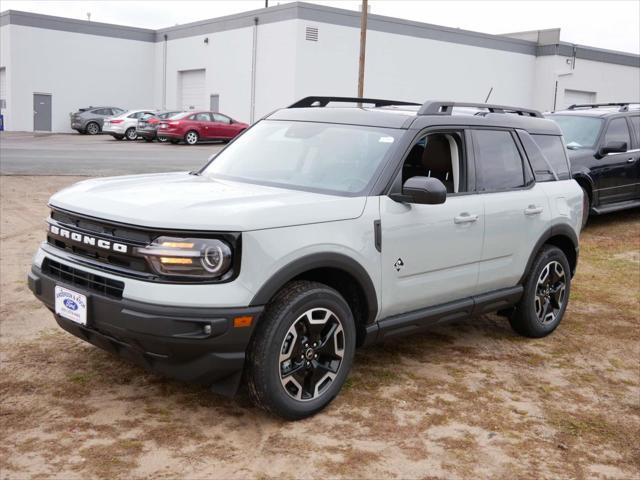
246;280;356;420
510;245;571;338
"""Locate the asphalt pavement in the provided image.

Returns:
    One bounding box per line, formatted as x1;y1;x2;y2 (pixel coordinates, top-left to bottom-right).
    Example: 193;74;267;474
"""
0;132;225;176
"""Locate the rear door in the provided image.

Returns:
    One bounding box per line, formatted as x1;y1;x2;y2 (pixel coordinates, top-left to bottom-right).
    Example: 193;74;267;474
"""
627;115;640;198
193;112;212;139
593;116;636;204
472;129;551;292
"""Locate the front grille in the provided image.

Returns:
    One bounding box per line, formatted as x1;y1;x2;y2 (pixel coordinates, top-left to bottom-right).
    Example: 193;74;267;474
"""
43;258;125;299
47;210;152;275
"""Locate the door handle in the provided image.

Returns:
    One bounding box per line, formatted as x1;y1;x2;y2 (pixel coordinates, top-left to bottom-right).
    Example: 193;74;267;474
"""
454;212;478;224
627;158;635;163
524;205;543;215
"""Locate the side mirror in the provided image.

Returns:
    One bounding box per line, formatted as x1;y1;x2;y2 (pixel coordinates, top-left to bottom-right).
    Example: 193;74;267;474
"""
598;141;627;157
390;176;447;205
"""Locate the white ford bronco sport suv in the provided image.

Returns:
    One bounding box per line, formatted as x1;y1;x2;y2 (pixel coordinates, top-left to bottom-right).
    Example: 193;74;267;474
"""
29;97;582;420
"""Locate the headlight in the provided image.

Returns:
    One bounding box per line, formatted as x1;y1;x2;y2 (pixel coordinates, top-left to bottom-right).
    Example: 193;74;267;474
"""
137;237;233;279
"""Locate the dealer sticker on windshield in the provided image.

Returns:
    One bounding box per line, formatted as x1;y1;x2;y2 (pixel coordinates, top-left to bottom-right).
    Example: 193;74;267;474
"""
55;286;87;326
379;136;395;143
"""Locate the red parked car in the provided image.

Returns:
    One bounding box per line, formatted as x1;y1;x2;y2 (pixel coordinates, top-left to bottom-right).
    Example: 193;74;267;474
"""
157;111;248;145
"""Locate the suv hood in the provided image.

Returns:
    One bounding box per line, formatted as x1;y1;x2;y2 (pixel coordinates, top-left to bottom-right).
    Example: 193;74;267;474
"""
49;172;367;231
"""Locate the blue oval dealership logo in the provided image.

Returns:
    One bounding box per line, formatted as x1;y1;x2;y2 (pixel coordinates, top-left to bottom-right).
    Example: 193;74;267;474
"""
63;298;78;311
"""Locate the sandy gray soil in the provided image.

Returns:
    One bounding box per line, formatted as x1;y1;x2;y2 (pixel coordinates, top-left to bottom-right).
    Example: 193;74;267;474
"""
1;176;639;479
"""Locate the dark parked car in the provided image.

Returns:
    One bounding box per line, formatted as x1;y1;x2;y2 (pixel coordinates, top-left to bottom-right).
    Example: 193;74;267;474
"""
157;111;248;145
136;111;183;142
547;103;640;227
70;106;126;135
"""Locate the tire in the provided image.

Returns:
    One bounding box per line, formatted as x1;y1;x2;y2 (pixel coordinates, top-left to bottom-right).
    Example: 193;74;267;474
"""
86;122;100;135
580;186;590;231
246;280;356;420
125;127;137;141
158;136;168;143
510;245;571;338
184;130;199;145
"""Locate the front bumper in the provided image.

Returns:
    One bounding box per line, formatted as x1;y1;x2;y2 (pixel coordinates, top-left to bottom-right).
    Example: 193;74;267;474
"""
28;265;263;396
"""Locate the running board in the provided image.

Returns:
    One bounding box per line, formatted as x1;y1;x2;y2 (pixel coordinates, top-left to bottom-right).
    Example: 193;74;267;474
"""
592;200;640;215
370;286;523;342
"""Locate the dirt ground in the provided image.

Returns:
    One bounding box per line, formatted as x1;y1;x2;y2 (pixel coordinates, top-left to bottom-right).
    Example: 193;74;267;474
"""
1;175;639;480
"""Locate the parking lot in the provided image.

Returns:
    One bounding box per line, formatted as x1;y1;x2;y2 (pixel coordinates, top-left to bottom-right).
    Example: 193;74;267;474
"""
0;133;638;479
0;132;223;176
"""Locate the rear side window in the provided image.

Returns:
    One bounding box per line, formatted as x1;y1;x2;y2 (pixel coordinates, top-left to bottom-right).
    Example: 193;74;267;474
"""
111;108;125;115
604;118;631;149
92;108;108;115
531;135;571;180
473;130;525;191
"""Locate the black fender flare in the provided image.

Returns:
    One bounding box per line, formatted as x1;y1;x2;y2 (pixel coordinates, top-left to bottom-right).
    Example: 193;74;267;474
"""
572;170;595;198
518;224;579;284
249;252;379;323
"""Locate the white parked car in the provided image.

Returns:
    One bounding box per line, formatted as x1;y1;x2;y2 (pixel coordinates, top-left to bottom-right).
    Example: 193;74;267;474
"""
29;97;583;420
103;109;156;140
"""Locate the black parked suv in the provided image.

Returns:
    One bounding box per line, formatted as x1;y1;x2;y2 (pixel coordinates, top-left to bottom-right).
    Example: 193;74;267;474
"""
547;103;640;226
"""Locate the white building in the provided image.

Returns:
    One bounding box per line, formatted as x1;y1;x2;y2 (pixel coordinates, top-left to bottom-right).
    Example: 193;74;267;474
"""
1;2;639;132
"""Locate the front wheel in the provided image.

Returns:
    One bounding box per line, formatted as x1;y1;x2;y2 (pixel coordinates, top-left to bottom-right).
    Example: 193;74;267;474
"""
157;136;168;143
246;281;356;420
125;127;137;141
184;130;199;145
510;245;571;338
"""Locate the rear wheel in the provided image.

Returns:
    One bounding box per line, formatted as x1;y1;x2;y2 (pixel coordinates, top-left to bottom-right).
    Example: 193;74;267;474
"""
246;281;356;420
125;127;137;141
184;130;199;145
86;122;100;135
510;245;571;338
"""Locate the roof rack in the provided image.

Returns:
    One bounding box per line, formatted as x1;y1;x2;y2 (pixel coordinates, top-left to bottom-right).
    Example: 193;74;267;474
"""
567;102;637;112
288;96;421;109
418;101;543;118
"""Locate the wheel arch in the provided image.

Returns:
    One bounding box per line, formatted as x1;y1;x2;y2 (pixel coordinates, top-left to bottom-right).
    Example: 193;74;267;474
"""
572;172;594;203
519;224;579;284
250;253;379;344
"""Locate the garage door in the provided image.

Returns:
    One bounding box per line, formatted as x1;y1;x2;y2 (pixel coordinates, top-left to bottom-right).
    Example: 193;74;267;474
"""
0;67;6;110
179;69;206;110
563;89;595;108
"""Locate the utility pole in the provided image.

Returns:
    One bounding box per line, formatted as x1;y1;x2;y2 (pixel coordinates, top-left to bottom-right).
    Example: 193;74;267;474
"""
357;0;368;98
265;0;268;7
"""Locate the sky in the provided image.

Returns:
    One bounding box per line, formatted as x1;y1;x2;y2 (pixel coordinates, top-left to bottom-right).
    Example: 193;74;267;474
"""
1;0;639;54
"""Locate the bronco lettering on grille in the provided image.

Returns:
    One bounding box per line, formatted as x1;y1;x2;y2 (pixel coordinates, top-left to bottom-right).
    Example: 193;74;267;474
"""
49;225;128;253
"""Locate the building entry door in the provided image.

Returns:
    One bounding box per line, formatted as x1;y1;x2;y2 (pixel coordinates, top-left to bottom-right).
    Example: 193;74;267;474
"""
210;94;219;112
33;93;52;131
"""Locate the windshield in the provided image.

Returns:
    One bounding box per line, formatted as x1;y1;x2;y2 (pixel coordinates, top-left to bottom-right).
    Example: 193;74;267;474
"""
547;115;603;149
201;120;402;195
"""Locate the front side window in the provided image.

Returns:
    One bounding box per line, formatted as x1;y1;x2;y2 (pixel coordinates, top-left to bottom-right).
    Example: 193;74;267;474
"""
604;118;630;150
547;115;603;149
473;130;525;191
400;132;466;193
531;134;571;180
212;113;231;124
630;116;640;145
202;120;402;195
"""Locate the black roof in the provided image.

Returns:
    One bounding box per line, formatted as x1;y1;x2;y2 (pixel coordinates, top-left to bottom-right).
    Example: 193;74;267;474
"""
268;97;562;135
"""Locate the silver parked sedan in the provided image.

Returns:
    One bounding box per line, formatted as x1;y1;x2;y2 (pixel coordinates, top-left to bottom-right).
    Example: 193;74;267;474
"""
102;109;156;140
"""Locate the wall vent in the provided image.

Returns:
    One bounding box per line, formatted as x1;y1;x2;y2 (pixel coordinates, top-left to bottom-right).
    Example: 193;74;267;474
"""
305;26;318;42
